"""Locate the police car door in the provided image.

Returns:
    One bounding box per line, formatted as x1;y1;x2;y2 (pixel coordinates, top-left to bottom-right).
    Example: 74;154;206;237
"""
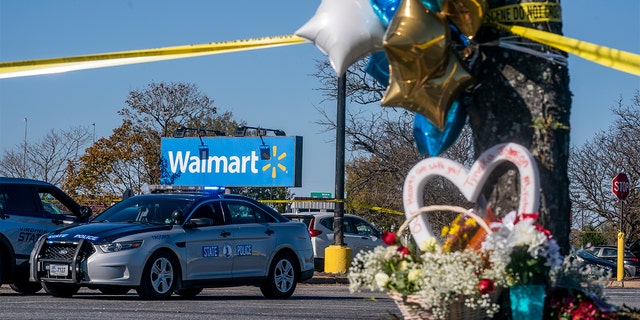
0;184;78;265
184;201;235;280
224;200;277;279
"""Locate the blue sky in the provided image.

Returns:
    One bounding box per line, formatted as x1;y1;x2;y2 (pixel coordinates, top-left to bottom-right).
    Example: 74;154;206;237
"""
1;1;639;198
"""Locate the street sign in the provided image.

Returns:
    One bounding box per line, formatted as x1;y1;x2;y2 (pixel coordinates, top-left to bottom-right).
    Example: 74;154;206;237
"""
310;192;332;198
612;173;630;201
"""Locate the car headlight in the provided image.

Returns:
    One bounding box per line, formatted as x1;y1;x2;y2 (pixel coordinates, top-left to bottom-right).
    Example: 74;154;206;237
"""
99;240;143;253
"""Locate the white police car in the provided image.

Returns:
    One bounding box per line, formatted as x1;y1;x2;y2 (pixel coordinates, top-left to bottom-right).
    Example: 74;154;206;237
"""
30;192;314;299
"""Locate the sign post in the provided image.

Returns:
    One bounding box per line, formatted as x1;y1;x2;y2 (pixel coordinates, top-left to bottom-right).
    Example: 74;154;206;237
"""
612;173;630;281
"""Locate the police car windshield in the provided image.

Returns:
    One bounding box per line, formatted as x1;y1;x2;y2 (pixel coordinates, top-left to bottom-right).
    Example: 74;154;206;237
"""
93;196;194;225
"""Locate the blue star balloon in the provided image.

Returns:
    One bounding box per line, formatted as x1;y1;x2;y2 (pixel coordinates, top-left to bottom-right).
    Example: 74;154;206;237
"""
365;52;390;86
369;0;443;27
413;101;467;156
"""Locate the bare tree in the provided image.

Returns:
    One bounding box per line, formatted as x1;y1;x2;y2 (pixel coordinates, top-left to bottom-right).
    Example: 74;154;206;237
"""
314;59;477;233
569;92;640;244
0;126;92;185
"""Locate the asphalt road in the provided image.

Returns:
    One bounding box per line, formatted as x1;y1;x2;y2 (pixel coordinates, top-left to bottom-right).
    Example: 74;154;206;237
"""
0;284;397;320
1;281;639;319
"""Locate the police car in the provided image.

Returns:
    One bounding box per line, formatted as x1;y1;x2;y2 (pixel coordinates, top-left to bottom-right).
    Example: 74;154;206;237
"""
0;177;91;294
30;191;314;299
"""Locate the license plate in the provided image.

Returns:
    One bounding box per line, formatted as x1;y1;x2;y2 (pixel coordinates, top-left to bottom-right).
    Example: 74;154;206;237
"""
49;264;68;276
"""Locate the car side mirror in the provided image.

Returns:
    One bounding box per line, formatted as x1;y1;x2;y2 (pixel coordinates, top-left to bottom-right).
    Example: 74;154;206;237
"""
186;217;214;228
172;209;184;224
77;206;93;221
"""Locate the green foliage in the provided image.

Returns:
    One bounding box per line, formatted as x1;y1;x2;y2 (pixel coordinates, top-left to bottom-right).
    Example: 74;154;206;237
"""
581;225;608;247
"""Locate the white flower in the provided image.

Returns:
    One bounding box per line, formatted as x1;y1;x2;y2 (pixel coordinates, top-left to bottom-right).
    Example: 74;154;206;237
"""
374;272;390;288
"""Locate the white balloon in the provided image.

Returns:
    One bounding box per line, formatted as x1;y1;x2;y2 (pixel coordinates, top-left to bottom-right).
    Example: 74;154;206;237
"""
296;0;385;76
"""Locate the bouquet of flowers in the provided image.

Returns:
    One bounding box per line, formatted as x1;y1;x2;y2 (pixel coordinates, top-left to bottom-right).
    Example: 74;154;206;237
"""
348;205;507;320
481;211;563;286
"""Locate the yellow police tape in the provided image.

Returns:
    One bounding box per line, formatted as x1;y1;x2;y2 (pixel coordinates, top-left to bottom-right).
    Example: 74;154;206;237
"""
485;3;562;24
258;198;405;216
0;12;637;78
490;22;640;76
0;34;308;79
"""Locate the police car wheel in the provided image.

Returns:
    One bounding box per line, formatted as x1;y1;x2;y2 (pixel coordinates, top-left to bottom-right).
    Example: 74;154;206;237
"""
136;251;177;300
175;287;203;298
260;252;298;299
10;280;42;294
42;282;80;298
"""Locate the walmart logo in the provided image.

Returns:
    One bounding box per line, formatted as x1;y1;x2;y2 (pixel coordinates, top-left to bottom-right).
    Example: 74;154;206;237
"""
261;145;287;178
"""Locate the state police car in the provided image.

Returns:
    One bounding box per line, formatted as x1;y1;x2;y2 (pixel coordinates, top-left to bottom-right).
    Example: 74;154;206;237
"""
30;192;314;299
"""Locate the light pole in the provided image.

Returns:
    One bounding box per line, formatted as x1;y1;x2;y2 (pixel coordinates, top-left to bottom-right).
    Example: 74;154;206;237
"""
23;117;27;176
324;74;351;273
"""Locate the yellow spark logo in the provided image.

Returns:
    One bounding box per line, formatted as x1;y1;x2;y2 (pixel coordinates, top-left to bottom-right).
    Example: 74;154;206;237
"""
261;145;287;179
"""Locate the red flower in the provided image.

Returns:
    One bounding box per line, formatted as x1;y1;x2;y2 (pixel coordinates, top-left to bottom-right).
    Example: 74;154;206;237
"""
478;279;495;294
382;232;398;245
397;245;411;257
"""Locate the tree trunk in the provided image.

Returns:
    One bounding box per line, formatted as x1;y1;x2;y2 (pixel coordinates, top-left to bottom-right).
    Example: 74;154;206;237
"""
467;0;572;254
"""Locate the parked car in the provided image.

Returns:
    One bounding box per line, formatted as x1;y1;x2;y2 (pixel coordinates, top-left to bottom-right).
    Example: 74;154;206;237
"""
583;245;640;277
283;212;383;269
629;239;640;261
573;249;617;279
30;192;314;299
0;177;92;294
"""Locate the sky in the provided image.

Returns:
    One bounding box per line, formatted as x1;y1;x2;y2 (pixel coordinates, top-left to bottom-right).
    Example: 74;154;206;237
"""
1;1;639;198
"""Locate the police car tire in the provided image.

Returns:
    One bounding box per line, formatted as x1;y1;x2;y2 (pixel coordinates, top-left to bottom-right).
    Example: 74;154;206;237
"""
10;280;42;294
42;282;80;298
175;287;203;298
136;251;177;300
260;252;298;299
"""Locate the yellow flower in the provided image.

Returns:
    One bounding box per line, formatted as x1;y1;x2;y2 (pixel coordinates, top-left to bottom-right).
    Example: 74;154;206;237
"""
408;269;422;282
441;225;450;237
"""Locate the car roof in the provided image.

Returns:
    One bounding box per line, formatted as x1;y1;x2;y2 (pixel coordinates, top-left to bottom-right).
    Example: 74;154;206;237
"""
0;177;57;187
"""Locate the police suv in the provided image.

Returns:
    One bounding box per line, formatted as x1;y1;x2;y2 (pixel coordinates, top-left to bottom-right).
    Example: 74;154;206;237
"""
30;191;314;299
0;177;91;294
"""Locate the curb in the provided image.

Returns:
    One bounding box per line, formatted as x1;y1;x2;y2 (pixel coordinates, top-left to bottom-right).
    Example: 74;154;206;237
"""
607;280;640;288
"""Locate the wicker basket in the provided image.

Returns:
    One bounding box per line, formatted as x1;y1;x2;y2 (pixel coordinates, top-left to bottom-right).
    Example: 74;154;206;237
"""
388;205;496;320
388;292;490;320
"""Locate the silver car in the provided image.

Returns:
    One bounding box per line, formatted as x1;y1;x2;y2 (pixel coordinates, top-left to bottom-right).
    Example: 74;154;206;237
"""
284;212;384;270
30;192;314;299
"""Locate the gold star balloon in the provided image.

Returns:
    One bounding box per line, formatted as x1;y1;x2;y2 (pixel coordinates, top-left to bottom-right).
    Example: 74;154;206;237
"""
381;0;477;130
442;0;487;39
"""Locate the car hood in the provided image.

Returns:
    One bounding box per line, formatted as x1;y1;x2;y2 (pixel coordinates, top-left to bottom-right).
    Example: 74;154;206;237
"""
44;222;172;244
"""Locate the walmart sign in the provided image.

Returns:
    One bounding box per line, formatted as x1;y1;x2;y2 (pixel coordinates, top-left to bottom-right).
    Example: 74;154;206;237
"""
160;137;302;187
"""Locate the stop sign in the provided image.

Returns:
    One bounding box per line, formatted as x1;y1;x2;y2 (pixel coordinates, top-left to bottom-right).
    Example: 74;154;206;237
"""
612;173;631;200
